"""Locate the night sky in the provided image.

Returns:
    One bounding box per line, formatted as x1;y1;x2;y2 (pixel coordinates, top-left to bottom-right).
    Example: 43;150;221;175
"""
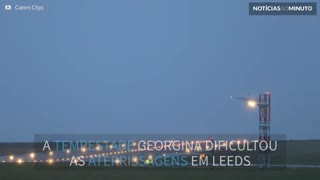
0;0;319;141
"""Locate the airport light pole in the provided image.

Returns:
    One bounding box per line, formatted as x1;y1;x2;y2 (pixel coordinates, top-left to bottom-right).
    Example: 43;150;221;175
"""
230;92;271;168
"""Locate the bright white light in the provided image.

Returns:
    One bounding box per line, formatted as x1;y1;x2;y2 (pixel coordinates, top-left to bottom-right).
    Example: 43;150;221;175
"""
148;155;153;160
29;153;35;159
49;151;53;156
81;147;87;153
132;157;138;162
17;159;23;164
247;100;257;108
48;159;54;164
66;149;71;154
115;159;120;164
9;155;14;161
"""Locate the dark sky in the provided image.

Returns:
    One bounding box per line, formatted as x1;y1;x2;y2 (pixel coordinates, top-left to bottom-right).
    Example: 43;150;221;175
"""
0;0;319;141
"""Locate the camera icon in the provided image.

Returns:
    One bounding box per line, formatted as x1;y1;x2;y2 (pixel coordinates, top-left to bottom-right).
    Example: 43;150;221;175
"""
5;5;12;11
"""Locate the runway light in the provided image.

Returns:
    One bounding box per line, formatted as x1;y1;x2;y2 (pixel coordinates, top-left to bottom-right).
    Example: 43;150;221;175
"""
48;159;54;164
81;147;87;153
66;149;71;154
17;159;23;164
247;100;257;108
186;149;191;154
132;142;137;146
49;151;53;156
96;146;101;151
148;155;153;160
29;152;35;159
9;155;14;161
115;159;120;164
132;157;138;162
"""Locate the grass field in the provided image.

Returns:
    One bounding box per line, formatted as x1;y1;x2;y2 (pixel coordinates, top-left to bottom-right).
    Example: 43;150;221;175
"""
0;164;320;180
